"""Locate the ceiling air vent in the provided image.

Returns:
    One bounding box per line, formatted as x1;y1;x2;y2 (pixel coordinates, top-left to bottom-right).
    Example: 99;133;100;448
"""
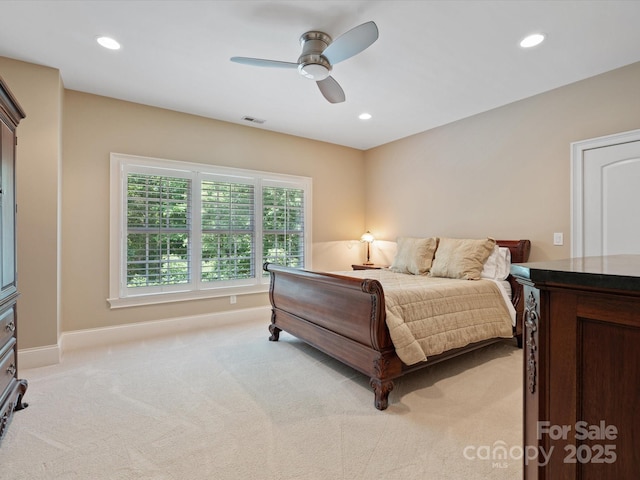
242;116;265;124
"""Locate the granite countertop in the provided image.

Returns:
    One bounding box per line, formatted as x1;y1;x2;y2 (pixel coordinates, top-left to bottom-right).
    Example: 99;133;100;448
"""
511;254;640;292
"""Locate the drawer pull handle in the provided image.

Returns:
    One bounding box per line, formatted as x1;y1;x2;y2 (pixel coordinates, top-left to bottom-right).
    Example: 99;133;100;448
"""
5;321;15;333
6;364;16;376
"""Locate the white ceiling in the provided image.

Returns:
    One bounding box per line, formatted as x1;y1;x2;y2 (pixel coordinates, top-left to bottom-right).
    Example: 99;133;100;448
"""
2;1;640;150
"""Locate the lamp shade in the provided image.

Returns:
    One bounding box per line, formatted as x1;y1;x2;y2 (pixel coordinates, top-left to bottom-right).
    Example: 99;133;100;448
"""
360;231;375;243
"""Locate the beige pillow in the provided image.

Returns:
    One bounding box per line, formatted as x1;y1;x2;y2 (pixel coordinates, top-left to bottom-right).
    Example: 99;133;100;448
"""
390;237;438;275
430;237;496;280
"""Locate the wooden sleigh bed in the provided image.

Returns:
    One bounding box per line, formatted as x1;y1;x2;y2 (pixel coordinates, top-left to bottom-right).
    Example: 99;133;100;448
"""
264;239;531;410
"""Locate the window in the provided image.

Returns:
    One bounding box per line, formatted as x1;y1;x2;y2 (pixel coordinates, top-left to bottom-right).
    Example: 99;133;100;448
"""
109;153;311;308
262;185;305;269
126;172;192;289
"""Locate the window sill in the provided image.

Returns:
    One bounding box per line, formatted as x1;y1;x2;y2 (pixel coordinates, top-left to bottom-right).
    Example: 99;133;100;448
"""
107;284;270;309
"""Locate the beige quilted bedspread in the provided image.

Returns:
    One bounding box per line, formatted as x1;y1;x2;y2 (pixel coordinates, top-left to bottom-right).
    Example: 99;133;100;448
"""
343;270;514;365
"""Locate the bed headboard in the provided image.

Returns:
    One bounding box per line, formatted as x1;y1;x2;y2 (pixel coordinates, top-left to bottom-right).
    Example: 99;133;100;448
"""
496;239;531;265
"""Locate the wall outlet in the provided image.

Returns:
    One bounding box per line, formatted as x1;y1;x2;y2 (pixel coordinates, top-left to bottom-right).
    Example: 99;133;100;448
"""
230;295;237;304
553;232;564;246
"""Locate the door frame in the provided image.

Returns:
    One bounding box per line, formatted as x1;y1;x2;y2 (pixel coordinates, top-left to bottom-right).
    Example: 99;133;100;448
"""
571;128;640;257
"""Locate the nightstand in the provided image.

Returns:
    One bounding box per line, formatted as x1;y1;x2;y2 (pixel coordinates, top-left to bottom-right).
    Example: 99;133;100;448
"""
351;264;387;270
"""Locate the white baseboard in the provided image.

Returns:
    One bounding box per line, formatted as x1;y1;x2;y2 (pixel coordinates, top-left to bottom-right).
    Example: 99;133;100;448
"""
18;306;271;369
17;344;62;369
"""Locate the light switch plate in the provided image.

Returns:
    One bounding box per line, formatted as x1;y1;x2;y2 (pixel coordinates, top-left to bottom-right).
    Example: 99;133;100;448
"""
553;232;564;246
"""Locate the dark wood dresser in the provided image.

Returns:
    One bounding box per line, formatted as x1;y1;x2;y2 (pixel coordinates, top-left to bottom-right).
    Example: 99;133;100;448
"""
512;255;640;479
0;76;27;443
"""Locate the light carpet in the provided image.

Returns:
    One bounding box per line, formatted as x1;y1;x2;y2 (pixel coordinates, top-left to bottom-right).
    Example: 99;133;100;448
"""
0;317;523;479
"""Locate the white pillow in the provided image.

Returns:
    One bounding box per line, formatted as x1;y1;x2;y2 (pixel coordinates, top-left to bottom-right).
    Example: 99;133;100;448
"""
481;246;511;280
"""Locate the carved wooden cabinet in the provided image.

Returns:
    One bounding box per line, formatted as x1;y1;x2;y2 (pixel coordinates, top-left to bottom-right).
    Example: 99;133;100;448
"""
0;76;27;443
512;256;640;479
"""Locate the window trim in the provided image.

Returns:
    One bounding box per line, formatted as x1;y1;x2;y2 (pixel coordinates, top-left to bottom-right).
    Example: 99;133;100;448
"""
108;153;312;309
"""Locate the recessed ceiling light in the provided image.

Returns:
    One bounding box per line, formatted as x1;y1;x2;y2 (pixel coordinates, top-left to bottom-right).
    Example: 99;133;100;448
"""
359;113;372;120
97;36;121;50
520;33;545;48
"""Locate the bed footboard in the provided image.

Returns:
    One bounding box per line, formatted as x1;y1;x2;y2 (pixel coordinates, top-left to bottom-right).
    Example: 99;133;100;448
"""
264;263;403;409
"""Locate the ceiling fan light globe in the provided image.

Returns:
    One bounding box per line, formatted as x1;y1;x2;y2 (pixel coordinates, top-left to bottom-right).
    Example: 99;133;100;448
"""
298;63;330;80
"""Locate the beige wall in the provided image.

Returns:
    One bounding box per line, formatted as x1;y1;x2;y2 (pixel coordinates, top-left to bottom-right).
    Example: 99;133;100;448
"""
0;57;63;350
363;61;640;263
61;92;365;333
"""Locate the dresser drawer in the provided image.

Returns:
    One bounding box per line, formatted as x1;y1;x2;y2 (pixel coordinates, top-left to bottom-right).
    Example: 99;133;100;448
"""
0;306;16;348
0;378;20;442
0;339;17;400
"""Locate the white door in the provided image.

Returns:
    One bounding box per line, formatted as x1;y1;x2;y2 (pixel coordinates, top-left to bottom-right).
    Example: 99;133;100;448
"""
572;130;640;257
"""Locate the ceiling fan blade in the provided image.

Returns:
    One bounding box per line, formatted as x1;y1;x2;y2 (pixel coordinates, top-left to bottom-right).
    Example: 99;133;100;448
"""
230;57;298;69
317;76;345;104
322;21;378;65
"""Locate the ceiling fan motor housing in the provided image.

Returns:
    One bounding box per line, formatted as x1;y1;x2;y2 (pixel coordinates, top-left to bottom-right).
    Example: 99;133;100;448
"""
297;31;332;80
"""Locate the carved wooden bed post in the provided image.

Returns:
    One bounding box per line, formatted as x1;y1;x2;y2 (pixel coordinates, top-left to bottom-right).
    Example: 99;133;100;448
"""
370;359;395;410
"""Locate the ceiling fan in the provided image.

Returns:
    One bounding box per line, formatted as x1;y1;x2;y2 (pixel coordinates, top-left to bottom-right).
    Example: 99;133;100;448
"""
230;21;378;104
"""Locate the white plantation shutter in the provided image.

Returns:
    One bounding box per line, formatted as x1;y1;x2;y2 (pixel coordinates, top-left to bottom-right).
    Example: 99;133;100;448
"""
262;185;305;270
201;179;255;282
126;172;192;291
